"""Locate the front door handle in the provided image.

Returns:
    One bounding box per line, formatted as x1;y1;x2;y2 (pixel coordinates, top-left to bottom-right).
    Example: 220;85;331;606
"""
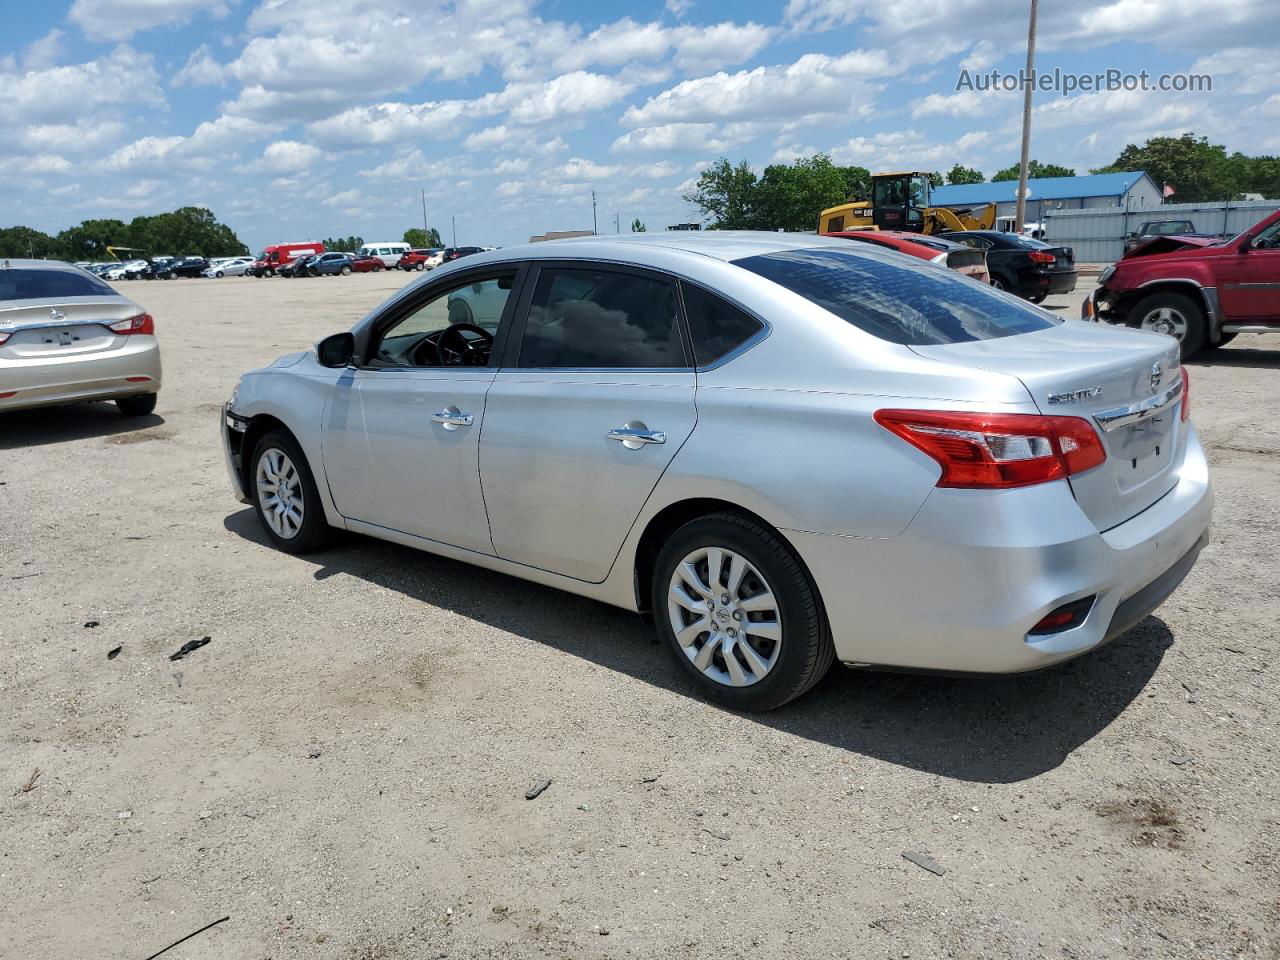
607;423;666;449
432;407;474;430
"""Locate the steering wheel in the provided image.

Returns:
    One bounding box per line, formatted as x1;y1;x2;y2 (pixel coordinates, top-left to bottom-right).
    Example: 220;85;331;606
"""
435;323;494;366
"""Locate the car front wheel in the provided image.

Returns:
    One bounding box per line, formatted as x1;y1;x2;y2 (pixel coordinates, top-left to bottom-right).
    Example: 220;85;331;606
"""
1132;290;1205;359
250;430;331;554
652;513;833;712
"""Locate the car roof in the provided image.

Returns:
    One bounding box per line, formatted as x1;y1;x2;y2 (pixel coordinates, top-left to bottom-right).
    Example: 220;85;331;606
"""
0;258;83;271
472;230;862;265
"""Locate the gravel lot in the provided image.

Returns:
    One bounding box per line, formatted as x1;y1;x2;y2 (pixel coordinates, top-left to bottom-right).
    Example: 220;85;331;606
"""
3;271;1277;960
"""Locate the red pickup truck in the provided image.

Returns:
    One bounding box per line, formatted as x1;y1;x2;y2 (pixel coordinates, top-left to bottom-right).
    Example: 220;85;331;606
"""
1085;208;1280;358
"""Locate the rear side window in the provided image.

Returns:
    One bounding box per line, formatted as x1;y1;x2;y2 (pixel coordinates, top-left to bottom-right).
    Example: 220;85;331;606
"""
518;267;684;368
681;282;763;366
735;248;1057;345
0;268;114;301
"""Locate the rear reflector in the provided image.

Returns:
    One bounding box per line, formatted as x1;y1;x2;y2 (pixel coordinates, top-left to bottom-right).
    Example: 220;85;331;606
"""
875;409;1106;489
1029;596;1095;635
0;391;15;399
125;376;152;382
0;332;9;345
108;313;154;336
1179;367;1190;421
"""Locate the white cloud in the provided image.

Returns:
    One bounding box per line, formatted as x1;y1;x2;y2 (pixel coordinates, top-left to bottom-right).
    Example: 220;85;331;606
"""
23;30;66;70
622;50;897;127
911;89;1001;118
69;0;231;42
323;188;363;207
174;45;229;86
1190;47;1280;95
13;118;126;156
104;115;281;172
481;71;635;125
0;154;73;176
308;100;471;147
259;140;326;175
464;125;568;154
612;123;728;153
0;46;163;126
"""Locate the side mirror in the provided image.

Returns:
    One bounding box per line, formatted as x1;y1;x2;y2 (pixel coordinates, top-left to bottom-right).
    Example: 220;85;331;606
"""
316;331;355;368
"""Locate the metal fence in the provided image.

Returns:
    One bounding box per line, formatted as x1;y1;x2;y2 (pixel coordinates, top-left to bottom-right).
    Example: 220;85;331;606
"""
1043;199;1280;263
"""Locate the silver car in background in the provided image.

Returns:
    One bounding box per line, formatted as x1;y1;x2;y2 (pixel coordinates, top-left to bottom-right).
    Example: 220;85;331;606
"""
204;256;256;278
0;259;161;416
220;233;1211;711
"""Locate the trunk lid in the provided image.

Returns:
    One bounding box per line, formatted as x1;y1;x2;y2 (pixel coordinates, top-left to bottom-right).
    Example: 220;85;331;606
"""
943;248;989;284
0;298;140;360
1044;246;1075;273
910;322;1184;531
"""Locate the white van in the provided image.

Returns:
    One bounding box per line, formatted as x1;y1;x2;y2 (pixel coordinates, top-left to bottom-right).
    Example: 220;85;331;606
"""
358;242;411;267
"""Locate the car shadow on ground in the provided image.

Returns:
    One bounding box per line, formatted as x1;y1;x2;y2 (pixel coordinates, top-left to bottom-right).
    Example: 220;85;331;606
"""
0;404;165;450
224;509;1171;784
1191;345;1280;369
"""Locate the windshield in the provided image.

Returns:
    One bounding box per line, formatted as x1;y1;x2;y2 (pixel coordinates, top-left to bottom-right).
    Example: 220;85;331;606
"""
0;268;116;301
734;248;1058;345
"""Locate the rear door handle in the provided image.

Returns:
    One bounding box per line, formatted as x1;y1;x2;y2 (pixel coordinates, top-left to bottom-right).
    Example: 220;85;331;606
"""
432;407;474;430
607;425;666;448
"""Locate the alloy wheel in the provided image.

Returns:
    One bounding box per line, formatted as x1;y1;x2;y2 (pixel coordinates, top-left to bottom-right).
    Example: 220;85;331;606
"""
667;546;782;687
256;447;305;539
1140;305;1188;340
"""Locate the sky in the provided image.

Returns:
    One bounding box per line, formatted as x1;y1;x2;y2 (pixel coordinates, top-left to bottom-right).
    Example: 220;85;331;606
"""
1;0;1276;253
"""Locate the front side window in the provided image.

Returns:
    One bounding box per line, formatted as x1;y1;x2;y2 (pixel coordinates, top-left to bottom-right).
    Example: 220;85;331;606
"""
517;267;684;369
735;248;1058;345
681;283;764;366
371;274;515;368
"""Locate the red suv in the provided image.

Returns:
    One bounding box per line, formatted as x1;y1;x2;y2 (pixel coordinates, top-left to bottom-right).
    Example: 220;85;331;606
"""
1086;209;1280;358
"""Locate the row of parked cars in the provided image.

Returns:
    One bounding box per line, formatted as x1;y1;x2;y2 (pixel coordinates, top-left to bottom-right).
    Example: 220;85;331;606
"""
251;245;492;279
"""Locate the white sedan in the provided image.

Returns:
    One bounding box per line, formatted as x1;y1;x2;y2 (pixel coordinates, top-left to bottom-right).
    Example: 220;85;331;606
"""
221;233;1211;710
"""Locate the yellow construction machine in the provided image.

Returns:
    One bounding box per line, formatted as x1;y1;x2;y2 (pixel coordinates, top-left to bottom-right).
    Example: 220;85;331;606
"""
818;171;996;235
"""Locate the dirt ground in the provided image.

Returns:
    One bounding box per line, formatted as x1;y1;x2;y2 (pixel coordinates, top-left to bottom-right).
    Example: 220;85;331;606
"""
2;270;1277;960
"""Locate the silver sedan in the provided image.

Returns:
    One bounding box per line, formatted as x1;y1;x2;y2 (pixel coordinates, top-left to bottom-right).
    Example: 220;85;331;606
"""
221;233;1211;711
1;259;161;416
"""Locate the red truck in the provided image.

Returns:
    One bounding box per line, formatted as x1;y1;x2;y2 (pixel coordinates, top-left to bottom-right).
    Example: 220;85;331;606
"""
1085;208;1280;358
249;241;325;278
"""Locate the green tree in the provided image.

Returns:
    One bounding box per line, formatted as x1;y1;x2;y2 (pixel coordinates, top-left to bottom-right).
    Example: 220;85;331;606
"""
682;158;760;229
631;218;647;232
1092;134;1256;201
992;160;1076;181
322;235;364;252
946;164;985;185
928;171;944;188
56;219;130;260
0;226;61;259
125;207;248;257
839;164;871;201
404;227;442;248
753;155;858;231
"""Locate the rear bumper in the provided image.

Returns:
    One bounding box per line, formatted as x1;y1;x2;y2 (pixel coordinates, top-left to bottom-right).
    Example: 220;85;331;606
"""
0;337;161;412
788;425;1213;673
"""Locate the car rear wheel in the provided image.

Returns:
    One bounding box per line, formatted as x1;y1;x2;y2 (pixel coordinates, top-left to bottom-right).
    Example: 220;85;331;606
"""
652;513;833;712
416;262;426;271
116;393;157;416
340;265;351;275
250;430;330;554
1132;291;1205;359
989;276;1008;291
373;263;382;272
215;271;225;278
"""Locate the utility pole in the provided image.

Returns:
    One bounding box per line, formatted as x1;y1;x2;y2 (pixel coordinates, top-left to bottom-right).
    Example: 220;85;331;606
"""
591;190;598;235
421;189;429;237
1014;0;1038;234
451;215;457;247
614;211;620;233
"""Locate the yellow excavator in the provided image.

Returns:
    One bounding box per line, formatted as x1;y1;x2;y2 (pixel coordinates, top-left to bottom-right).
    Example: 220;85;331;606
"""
818;171;996;235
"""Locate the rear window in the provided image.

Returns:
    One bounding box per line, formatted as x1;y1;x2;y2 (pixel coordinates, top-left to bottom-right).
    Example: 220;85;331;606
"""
0;267;115;301
734;248;1057;345
1006;234;1052;249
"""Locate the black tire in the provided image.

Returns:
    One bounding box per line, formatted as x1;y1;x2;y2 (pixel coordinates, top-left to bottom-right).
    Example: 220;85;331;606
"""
651;512;834;712
1129;290;1205;360
215;270;225;278
415;262;426;271
116;393;157;416
248;429;331;554
373;263;383;272
340;265;351;276
990;275;1009;292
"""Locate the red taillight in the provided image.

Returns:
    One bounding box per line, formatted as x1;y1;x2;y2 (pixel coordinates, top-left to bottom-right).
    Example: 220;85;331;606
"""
108;313;154;336
1179;367;1190;421
874;409;1106;489
0;332;9;346
1027;251;1056;265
